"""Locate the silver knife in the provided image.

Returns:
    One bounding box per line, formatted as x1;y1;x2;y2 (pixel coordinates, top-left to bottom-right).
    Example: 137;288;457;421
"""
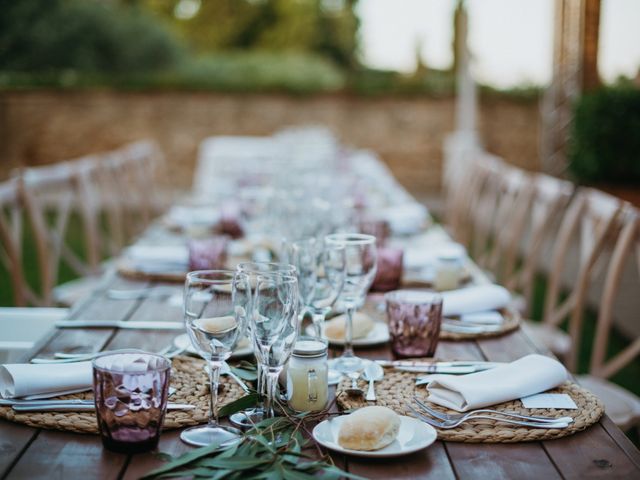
12;402;195;412
55;320;185;330
375;360;502;368
398;365;498;374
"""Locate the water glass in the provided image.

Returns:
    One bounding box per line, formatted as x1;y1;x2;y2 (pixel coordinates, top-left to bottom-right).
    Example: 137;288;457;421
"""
385;290;443;358
371;246;404;292
93;350;171;453
181;270;249;447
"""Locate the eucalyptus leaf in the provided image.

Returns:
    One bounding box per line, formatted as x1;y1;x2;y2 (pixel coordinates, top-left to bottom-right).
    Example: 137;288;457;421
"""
218;392;260;418
231;366;259;381
140;440;228;479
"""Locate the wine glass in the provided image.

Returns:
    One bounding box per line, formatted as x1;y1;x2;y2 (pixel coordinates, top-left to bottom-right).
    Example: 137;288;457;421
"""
252;278;299;417
229;262;297;428
251;273;298;417
289;237;346;338
181;270;249;447
324;234;377;374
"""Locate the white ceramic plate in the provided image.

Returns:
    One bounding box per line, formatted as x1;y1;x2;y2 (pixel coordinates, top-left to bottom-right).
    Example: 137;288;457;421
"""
173;333;253;359
312;415;437;458
305;322;390;346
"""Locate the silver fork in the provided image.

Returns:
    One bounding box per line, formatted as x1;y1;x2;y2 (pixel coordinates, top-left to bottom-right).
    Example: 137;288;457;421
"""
413;396;573;424
406;404;571;429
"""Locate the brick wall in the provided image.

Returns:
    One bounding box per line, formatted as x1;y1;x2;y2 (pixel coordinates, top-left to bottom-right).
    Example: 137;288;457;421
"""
0;91;540;196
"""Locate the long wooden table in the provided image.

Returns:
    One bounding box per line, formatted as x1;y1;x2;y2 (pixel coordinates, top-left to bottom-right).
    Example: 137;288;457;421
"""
2;270;639;479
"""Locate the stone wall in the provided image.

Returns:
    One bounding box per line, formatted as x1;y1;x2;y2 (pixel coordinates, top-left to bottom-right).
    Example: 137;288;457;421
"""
0;91;540;195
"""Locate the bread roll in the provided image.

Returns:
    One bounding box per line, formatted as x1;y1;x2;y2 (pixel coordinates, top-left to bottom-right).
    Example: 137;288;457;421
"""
324;312;374;341
338;406;401;451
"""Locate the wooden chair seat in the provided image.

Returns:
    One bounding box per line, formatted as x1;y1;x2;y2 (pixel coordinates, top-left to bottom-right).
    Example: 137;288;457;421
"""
577;374;640;431
522;320;571;357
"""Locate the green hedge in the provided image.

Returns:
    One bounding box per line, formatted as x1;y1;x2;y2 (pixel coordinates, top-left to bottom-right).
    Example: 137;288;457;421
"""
568;86;640;184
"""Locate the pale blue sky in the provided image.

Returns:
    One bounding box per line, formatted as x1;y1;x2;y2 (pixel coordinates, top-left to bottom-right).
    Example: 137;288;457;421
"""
357;0;640;87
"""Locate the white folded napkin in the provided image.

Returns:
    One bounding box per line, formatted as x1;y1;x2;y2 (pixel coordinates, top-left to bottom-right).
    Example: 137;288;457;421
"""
380;203;428;235
166;205;220;227
426;354;568;411
441;284;511;317
125;245;188;265
0;362;93;399
403;243;466;270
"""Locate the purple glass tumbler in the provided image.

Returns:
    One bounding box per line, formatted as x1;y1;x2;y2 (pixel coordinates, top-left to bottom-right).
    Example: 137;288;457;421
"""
93;350;171;453
385;291;443;358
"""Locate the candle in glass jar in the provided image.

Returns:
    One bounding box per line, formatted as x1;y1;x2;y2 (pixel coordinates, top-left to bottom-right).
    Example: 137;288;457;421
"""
286;338;328;412
434;245;466;291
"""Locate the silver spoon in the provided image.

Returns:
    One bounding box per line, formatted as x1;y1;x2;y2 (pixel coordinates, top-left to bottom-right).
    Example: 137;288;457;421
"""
362;362;384;401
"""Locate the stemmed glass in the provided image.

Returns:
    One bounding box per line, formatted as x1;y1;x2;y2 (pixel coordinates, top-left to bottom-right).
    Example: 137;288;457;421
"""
252;274;300;417
251;273;298;417
181;270;249;447
229;262;297;428
324;234;377;374
289;237;346;338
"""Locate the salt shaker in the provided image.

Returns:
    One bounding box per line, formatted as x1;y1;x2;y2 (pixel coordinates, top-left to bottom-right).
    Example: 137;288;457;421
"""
286;337;328;412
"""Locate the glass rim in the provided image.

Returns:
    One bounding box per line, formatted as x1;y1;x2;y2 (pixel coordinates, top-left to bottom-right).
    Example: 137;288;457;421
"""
236;261;297;274
92;349;171;373
325;233;376;245
384;289;443;306
186;270;236;284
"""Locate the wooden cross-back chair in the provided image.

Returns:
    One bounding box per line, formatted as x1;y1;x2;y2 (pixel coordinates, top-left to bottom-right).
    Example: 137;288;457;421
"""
0;178;48;306
502;173;575;316
526;188;628;367
476;164;536;279
20;161;103;305
576;207;640;431
446;152;503;248
112;140;167;238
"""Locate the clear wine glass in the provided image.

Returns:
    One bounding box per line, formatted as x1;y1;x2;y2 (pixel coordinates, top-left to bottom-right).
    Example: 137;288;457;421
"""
290;237;346;338
251;272;298;417
181;270;250;447
229;262;297;428
324;233;377;375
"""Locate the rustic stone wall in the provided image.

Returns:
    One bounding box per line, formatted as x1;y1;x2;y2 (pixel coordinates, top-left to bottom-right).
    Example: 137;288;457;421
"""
0;91;540;195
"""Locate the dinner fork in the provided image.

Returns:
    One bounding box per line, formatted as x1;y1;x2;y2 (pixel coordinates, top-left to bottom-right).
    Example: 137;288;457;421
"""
413;396;573;424
406;404;571;429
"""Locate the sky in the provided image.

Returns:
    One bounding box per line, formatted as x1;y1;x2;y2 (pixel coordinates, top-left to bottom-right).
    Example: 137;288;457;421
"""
357;0;640;88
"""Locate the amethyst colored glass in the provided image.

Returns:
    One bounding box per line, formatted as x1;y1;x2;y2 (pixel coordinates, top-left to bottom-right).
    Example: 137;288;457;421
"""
371;247;404;292
188;236;229;271
92;350;171;453
359;218;390;246
385;291;443;358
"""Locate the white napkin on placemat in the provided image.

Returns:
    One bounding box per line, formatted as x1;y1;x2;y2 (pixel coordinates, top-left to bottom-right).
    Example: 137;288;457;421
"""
125;245;188;265
426;354;568;412
441;284;511;316
0;362;93;399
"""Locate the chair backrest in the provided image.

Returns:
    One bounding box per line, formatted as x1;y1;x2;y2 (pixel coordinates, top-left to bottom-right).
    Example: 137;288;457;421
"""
502;173;575;315
0;178;49;306
589;207;639;379
543;187;628;371
20;161;102;304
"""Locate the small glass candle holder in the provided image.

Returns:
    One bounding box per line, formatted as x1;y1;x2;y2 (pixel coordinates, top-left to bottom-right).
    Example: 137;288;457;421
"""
286;337;328;412
371;246;404;292
434;244;465;291
93;350;171;453
385;290;443;358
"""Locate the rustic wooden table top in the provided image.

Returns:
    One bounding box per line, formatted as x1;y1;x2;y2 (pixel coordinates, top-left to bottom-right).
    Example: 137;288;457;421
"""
2;271;639;480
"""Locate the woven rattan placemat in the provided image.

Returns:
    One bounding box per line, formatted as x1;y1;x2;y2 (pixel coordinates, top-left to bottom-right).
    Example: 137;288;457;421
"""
336;370;603;443
0;356;245;435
